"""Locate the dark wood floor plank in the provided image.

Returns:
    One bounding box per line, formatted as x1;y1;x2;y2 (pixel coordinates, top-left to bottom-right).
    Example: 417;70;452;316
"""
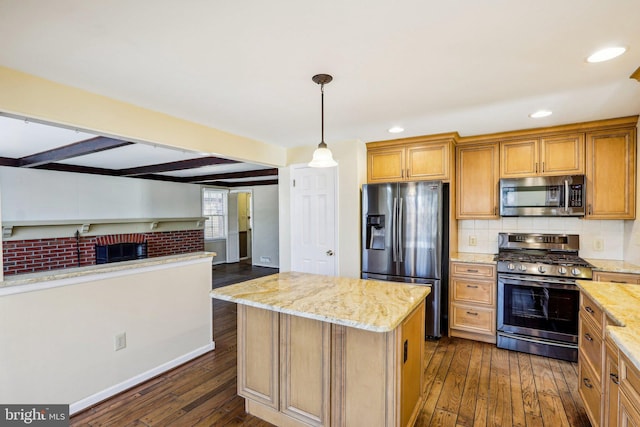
518;352;543;418
471;344;493;427
456;341;484;427
509;351;527;427
417;339;457;426
436;339;472;414
548;358;591;427
487;347;512;427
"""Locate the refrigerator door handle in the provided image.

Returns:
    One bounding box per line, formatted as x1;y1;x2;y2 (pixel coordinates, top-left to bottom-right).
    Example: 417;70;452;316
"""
398;197;404;262
392;197;398;262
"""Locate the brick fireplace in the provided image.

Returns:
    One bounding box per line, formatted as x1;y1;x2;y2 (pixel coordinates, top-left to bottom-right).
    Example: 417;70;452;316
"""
2;229;204;276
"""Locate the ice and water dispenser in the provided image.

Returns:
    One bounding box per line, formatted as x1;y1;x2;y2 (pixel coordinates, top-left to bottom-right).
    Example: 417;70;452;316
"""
365;214;386;250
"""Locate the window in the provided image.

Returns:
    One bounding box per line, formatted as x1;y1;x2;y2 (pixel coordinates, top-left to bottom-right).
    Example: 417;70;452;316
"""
202;188;227;240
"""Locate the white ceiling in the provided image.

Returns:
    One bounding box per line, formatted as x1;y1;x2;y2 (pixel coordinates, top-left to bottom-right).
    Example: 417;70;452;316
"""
0;0;639;155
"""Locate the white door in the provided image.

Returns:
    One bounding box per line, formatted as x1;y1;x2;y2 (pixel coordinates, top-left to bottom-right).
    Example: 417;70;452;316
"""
227;192;240;263
291;165;337;276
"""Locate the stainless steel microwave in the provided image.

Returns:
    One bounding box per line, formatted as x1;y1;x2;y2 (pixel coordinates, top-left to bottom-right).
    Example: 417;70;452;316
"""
499;175;585;217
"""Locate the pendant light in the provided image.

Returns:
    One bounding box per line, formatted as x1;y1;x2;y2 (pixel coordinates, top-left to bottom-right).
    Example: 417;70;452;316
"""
308;74;338;168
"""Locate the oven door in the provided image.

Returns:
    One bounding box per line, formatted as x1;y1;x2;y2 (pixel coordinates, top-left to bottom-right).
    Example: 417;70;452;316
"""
497;274;579;344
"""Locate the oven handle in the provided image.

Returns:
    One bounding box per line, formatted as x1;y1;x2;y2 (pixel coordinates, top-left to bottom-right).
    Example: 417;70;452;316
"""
498;275;579;291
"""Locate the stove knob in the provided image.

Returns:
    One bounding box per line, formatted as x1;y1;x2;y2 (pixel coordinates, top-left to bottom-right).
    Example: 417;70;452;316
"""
507;263;515;271
571;268;582;276
558;266;568;275
518;264;527;272
538;265;547;273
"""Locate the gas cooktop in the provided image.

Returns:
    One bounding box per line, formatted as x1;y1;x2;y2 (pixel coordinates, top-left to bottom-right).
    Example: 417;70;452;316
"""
495;233;593;279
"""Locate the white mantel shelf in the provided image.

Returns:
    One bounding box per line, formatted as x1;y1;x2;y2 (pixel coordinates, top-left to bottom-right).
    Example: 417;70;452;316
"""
1;217;207;240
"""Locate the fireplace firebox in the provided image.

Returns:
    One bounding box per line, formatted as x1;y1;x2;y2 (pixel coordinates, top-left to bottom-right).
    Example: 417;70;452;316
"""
95;242;148;264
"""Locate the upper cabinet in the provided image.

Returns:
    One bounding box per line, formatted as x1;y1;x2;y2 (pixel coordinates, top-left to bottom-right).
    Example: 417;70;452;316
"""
456;143;500;219
585;127;636;219
367;135;456;183
500;134;585;178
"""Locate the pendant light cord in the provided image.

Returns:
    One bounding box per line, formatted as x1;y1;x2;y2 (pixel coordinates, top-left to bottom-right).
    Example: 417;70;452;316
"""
320;83;326;148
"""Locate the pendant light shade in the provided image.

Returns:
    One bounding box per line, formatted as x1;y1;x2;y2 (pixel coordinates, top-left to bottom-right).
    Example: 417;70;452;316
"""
309;74;338;168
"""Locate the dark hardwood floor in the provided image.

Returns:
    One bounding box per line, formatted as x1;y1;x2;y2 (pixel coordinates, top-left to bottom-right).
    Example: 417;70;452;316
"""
71;263;588;426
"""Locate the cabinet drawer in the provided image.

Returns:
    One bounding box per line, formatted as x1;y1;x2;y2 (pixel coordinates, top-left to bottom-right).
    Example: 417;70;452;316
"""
581;293;604;331
593;271;640;284
450;303;495;334
451;278;494;305
451;262;496;279
579;313;603;381
621;353;640;404
579;355;602;426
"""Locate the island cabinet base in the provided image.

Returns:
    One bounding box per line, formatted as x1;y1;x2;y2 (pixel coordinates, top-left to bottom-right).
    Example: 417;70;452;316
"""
237;301;426;427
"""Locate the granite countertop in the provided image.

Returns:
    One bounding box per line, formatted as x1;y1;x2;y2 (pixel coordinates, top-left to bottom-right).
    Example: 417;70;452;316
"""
1;251;216;291
577;281;640;371
585;259;640;274
450;252;496;264
209;271;430;333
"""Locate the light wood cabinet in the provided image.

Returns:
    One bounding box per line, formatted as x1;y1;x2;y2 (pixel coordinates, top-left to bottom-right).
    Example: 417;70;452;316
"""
605;334;620;427
593;271;640;285
586;127;637;219
579;292;606;427
455;143;500;219
449;261;496;343
238;301;426;427
500;133;585;178
620;353;640;427
367;139;452;183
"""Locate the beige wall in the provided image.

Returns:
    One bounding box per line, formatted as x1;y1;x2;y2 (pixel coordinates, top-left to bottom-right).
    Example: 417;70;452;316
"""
0;66;286;166
0;259;213;409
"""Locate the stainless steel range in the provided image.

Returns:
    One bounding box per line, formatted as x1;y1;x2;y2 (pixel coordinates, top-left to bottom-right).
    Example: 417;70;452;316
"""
495;232;593;362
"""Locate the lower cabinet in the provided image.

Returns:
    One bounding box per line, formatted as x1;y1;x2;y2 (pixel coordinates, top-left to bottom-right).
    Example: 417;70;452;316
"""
237;301;425;427
620;353;640;426
449;261;497;343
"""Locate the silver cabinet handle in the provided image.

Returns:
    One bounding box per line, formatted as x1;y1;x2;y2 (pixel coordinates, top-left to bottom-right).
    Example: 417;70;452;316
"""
326;250;334;256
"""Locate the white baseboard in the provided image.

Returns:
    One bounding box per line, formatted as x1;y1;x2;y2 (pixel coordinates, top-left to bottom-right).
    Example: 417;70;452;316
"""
70;342;215;415
252;263;279;269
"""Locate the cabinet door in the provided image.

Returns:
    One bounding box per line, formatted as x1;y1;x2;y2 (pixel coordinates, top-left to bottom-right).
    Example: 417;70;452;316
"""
406;142;449;181
368;147;405;183
593;271;640;284
237;305;279;409
604;336;619;427
586;128;636;219
500;139;538;177
620;391;640;427
280;314;331;426
456;143;500;218
540;133;585;175
400;302;425;427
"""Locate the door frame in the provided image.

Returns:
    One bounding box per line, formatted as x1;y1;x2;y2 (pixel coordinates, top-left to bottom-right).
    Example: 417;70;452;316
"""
228;188;253;263
289;163;339;275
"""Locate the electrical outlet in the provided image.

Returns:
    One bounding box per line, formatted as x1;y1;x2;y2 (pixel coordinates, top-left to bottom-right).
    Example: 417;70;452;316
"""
115;332;126;351
260;256;271;263
593;238;604;251
469;235;477;246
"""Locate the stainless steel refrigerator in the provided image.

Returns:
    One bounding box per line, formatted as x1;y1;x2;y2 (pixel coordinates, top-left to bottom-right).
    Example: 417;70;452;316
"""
361;181;449;339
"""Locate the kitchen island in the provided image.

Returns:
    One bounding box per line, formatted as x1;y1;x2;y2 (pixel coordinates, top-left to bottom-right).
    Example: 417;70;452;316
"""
210;272;430;427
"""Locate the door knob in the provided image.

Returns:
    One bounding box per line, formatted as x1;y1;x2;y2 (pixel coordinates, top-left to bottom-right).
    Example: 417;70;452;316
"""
326;250;334;256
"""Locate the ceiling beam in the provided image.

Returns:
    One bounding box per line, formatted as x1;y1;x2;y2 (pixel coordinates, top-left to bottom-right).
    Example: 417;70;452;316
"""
18;136;133;167
119;156;239;176
204;179;279;187
188;168;278;183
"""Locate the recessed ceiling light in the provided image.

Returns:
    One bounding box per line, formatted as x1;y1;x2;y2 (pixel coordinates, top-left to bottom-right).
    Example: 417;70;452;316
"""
587;47;627;63
388;126;404;134
529;110;553;119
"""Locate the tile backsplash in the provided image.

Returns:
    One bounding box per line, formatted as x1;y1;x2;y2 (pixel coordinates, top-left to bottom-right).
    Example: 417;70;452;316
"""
458;218;624;259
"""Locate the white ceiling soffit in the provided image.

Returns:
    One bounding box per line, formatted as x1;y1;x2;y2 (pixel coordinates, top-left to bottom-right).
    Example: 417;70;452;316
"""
0;0;639;150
